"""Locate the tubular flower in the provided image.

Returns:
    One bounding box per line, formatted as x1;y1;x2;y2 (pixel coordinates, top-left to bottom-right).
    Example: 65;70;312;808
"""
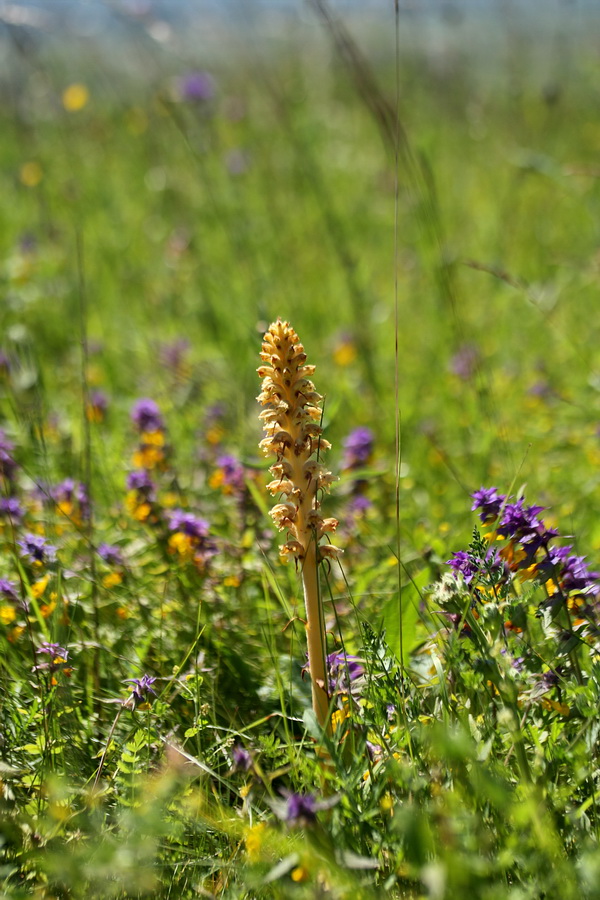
258;320;340;728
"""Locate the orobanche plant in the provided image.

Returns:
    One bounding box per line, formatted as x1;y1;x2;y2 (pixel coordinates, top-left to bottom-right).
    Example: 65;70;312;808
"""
257;319;340;728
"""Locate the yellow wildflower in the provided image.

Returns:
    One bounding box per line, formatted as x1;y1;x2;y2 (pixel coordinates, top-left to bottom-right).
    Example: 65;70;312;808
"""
244;822;266;861
291;866;310;883
102;572;123;589
32;575;50;600
0;606;17;625
168;532;194;561
62;83;89;112
20;161;43;187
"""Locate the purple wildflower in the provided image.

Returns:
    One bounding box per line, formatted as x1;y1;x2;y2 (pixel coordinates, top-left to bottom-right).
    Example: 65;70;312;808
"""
497;498;545;541
34;642;70;672
302;651;364;694
215;454;246;493
131;399;164;433
97;543;124;567
471;487;506;524
124;674;157;708
167;509;217;567
168;510;210;538
0;497;23;523
87;390;109;420
447;550;479;585
0;430;17;482
449;343;480;380
0;578;18;602
50;479;90;520
179;71;215;103
342;427;374;470
542;668;561;688
366;740;383;760
205;403;225;424
326;652;364;693
126;470;155;496
284;792;317;826
536;545;571;582
18;533;57;567
348;494;372;515
232;745;252;772
560;554;600;596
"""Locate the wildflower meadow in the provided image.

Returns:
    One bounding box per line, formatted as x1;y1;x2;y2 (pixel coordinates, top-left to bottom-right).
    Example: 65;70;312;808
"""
2;1;600;897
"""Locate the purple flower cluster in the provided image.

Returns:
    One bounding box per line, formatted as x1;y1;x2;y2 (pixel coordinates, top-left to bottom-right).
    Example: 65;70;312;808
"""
131;399;164;433
447;550;480;585
284;792;317;825
179;70;215;103
470;486;600;601
342;427;374;470
471;487;506;524
168;510;210;539
18;533;57;567
0;496;23;523
447;546;506;586
167;509;218;568
0;578;18;602
98;543;125;567
126;470;156;497
275;790;337;826
215;453;246;493
50;478;90;521
87;389;109;421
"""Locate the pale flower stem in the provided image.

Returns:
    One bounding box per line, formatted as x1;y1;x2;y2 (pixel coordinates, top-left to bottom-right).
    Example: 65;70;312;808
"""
302;534;330;728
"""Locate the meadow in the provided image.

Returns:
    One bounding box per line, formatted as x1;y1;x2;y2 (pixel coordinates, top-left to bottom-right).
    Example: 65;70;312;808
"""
2;3;600;897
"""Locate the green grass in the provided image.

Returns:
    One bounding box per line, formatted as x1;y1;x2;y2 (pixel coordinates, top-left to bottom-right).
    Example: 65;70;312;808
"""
2;8;600;898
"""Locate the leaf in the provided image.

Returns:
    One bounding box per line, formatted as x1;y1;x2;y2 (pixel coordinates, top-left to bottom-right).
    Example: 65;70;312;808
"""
302;708;321;740
263;853;300;884
22;744;41;755
338;850;380;870
379;568;428;665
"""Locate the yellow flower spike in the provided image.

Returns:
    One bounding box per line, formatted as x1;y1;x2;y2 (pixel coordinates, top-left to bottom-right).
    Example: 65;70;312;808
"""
258;320;340;730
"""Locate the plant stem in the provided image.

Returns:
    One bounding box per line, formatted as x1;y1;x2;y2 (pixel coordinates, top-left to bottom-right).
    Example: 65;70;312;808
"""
302;534;329;729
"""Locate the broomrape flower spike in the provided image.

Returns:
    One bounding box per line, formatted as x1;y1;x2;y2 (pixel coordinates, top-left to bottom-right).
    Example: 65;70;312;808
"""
258;319;341;729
